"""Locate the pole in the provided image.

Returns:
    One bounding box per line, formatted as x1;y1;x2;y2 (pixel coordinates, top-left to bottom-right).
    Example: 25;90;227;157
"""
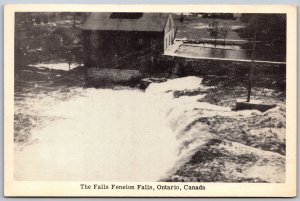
247;17;258;102
73;13;76;28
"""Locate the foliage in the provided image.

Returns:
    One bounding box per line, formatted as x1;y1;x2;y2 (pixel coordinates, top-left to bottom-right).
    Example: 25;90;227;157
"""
218;23;230;44
207;20;231;45
239;14;286;48
207;20;219;41
15;12;86;69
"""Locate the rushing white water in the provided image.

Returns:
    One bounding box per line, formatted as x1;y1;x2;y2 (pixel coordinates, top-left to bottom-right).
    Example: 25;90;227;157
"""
15;76;285;182
13;77;232;181
15;86;184;181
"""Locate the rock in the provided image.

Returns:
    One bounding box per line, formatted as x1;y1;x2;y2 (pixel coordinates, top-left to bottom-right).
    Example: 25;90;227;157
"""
139;77;167;90
86;68;142;87
235;99;276;112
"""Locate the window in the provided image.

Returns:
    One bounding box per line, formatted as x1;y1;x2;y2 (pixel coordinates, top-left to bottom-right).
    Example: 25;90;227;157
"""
165;38;168;49
90;31;99;48
126;38;130;48
110;13;143;19
151;39;156;50
139;38;143;45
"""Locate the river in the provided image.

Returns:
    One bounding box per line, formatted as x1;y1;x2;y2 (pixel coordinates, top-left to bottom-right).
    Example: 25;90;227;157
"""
14;86;181;181
14;76;286;182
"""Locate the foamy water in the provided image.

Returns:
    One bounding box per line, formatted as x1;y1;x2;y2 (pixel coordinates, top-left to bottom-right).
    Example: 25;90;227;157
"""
15;76;283;182
14;86;183;181
13;76;236;181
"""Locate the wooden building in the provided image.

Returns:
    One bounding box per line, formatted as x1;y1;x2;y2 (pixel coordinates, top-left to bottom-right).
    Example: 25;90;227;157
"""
82;13;176;70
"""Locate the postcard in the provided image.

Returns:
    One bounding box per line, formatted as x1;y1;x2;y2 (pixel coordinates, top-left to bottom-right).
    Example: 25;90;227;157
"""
4;4;297;197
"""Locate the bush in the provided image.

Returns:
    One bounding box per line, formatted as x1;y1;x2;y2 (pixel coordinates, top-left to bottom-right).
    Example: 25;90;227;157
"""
41;15;49;24
35;17;41;24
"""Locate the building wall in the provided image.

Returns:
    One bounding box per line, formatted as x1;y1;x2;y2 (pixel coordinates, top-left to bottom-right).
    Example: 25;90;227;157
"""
83;30;164;69
164;29;175;50
164;14;176;51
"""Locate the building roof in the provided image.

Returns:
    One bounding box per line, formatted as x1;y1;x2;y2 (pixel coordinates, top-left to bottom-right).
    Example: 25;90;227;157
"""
83;13;171;32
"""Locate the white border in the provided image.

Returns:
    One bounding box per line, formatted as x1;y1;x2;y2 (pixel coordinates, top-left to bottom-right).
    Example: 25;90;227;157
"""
4;4;297;197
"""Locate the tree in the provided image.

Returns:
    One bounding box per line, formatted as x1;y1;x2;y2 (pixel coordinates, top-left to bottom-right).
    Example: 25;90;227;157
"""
180;13;184;22
218;24;230;46
72;12;83;28
240;14;286;50
207;19;219;46
207;20;231;47
67;50;73;70
240;14;286;102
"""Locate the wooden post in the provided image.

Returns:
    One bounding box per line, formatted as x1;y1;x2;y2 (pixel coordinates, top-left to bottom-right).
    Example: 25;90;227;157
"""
73;13;76;28
247;17;258;102
67;50;72;71
180;13;184;22
214;19;217;47
247;64;253;102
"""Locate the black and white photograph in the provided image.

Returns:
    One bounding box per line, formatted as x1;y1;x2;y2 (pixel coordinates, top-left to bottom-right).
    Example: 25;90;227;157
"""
4;4;297;197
